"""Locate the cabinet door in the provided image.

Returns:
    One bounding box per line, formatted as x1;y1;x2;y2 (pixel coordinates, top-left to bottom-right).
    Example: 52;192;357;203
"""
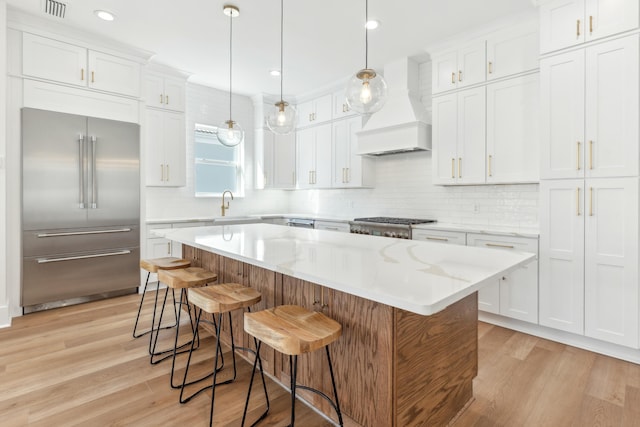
585;35;639;178
255;129;272;189
313;94;333;124
540;0;585;53
457;87;486;184
539;179;585;334
162;76;186;112
584;178;639;347
144;73;165;109
432;51;458;94
272;132;297;189
162;112;186;187
486;73;540;183
458;41;486;89
145;109;166;186
23;33;86;87
145;237;172;283
296;127;315;188
432;93;458;184
88;51;141;97
332;89;355;119
332;117;363;187
314;124;332;188
540;50;585;179
585;0;639;42
486;22;539;81
296;100;314;128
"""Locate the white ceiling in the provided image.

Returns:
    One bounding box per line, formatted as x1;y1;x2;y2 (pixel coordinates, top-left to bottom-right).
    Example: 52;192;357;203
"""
6;0;537;98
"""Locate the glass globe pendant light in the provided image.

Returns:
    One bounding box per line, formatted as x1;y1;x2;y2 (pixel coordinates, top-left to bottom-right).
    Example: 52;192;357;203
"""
345;0;388;115
217;5;244;147
266;0;296;134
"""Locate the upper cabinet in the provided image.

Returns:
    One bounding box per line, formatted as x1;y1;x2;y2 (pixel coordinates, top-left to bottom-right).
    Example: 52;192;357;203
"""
486;21;539;81
144;109;186;187
22;33;141;98
432;41;485;94
144;72;186;112
332;89;357;119
331;116;373;188
541;35;639;179
296;94;333;128
540;0;639;54
297;124;332;189
256;129;296;190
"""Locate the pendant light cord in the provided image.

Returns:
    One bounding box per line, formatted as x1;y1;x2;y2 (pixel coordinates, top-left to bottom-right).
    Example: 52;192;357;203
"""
365;0;368;69
229;10;233;122
280;0;284;103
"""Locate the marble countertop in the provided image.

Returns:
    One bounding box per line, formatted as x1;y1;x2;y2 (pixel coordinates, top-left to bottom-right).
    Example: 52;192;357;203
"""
412;222;539;238
153;223;535;316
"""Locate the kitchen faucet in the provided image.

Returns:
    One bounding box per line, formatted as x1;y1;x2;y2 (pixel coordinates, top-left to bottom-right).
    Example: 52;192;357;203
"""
221;190;234;216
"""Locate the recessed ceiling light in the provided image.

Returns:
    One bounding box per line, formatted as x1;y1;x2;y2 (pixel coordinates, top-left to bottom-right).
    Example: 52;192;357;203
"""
94;10;115;21
270;69;281;77
365;20;380;30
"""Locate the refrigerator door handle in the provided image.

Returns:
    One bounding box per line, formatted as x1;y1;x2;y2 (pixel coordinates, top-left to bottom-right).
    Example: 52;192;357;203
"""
37;250;132;264
90;136;97;209
36;228;132;238
78;134;85;209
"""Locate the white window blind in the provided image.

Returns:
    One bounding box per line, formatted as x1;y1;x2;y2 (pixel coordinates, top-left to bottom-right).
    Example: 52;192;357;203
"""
194;124;243;196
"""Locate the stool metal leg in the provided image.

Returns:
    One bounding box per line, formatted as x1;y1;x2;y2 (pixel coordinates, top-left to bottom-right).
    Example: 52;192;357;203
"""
132;272;150;338
290;355;298;427
136;273;179;341
170;289;200;388
241;340;270;427
326;346;344;427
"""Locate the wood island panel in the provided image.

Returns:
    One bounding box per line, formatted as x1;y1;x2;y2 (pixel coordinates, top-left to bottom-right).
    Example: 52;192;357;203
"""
181;245;478;427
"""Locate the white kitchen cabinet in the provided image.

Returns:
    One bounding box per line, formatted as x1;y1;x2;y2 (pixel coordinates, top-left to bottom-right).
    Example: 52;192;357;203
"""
541;35;639;179
144;72;186;112
314;220;350;233
468;233;539;323
22;32;141;98
432;87;486;185
332;116;373;188
432;40;486;94
297;124;332;188
412;229;466;245
332;89;356;119
540;178;639;347
256;129;296;189
540;0;639;54
145;109;186;187
486;21;539;81
486;73;540;184
296;94;333;128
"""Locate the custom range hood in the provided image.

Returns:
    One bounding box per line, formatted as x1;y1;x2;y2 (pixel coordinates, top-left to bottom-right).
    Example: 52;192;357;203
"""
356;57;431;156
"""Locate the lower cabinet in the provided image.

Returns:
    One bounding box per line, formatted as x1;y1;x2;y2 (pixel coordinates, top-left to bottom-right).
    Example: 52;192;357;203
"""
314;220;350;233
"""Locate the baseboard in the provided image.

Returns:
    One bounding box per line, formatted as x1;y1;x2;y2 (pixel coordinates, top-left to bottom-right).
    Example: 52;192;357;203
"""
0;303;11;329
479;312;640;365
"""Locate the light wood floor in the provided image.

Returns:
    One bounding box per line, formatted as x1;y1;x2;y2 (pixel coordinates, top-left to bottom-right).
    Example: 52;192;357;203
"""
1;293;639;426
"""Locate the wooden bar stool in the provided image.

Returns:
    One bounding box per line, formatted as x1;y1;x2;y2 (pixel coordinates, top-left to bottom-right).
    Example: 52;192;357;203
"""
180;283;269;427
133;257;191;339
242;305;344;427
150;267;217;389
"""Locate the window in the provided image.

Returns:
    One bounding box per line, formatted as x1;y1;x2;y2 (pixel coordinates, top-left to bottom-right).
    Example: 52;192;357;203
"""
194;124;244;197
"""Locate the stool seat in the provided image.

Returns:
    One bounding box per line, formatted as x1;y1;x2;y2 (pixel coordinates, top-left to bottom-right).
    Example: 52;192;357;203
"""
140;257;191;273
158;267;218;289
189;283;261;314
244;305;342;356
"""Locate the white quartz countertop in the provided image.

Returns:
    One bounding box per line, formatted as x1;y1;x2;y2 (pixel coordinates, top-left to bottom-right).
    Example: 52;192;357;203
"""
154;224;535;316
412;222;539;238
146;213;352;225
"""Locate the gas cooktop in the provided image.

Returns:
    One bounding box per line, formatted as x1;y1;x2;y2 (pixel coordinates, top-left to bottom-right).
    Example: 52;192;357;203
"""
352;217;437;226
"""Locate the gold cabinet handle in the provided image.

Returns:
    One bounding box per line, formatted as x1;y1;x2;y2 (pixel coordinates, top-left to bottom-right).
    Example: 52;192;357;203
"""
160;94;164;104
81;68;84;81
589;140;593;170
166;95;169;105
577;19;581;37
451;158;455;178
91;71;95;83
576;187;581;216
458;157;462;178
451;72;455;84
426;236;449;242
577;141;581;170
160;164;164;181
589;15;593;34
589;187;593;216
166;164;169;181
485;243;515;249
488;62;493;74
488;155;493;177
309;170;312;184
458;70;463;82
167;242;171;254
346;167;350;183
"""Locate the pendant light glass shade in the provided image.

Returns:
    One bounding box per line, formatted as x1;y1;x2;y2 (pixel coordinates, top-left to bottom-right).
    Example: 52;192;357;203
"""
266;0;296;134
217;5;243;147
345;0;388;115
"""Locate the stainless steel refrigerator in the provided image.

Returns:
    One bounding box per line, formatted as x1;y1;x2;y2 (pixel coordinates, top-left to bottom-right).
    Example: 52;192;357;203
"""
21;108;140;312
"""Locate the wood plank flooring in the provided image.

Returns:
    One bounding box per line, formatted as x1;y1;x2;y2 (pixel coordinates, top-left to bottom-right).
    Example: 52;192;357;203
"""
1;293;639;426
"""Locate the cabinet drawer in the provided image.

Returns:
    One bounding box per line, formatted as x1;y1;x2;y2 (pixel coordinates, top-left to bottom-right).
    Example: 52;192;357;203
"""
412;229;466;245
314;221;350;233
467;233;538;257
147;223;171;238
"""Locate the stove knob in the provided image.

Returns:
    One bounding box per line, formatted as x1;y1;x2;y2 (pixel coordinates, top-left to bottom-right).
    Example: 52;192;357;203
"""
383;231;392;237
389;232;397;238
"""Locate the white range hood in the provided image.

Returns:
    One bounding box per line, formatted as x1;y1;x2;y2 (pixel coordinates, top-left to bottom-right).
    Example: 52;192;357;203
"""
356;57;431;156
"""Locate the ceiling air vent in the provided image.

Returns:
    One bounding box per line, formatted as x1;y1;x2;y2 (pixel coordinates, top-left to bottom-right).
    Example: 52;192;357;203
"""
44;0;67;19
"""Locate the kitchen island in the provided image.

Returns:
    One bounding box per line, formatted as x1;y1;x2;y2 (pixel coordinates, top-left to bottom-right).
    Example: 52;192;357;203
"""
155;223;534;426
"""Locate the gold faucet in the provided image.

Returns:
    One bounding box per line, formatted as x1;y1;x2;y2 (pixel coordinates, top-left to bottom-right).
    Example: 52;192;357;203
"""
221;190;234;216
